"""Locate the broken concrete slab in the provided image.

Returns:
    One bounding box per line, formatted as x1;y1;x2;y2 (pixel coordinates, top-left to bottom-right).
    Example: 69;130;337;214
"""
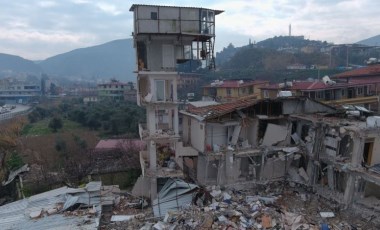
262;123;289;146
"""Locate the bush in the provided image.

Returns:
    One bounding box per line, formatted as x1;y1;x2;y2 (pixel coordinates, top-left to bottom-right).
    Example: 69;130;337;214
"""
6;152;24;171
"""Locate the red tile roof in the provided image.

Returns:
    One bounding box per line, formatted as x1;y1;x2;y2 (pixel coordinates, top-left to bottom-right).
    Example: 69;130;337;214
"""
261;80;376;91
333;64;380;78
187;96;258;119
203;80;268;88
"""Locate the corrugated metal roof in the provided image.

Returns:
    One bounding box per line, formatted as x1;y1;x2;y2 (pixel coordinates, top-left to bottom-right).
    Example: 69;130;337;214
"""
129;4;224;15
0;182;108;230
152;179;198;217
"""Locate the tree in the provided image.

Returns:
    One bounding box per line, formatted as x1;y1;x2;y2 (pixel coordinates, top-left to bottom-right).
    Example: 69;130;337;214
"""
49;116;63;132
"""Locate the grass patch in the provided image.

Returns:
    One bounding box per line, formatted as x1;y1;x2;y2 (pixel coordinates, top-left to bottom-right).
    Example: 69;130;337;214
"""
22;119;84;136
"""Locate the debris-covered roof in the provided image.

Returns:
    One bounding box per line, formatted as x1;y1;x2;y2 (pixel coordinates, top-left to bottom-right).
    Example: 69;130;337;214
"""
0;181;120;230
183;96;336;120
185;97;258;120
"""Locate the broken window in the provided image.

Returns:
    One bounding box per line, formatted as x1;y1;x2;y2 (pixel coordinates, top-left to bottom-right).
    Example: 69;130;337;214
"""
339;135;353;157
363;139;374;166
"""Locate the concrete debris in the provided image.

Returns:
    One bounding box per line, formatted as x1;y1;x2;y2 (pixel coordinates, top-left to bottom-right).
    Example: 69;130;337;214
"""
320;212;335;218
100;181;379;230
29;210;42;219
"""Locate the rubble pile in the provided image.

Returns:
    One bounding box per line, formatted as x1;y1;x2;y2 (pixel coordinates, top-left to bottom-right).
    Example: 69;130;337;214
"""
101;182;380;230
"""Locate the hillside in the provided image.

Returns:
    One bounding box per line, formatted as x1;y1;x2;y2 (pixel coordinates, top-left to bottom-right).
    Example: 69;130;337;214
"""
0;53;42;76
356;34;380;46
39;39;136;81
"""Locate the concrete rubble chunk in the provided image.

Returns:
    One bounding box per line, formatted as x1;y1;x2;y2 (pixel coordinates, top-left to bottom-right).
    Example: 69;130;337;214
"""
29;210;42;219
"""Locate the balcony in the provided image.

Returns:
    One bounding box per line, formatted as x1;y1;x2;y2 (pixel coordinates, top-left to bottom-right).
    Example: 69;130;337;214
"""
323;95;379;106
139;123;179;141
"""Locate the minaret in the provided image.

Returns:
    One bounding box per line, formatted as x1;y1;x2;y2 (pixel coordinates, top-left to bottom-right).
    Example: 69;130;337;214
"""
289;24;292;37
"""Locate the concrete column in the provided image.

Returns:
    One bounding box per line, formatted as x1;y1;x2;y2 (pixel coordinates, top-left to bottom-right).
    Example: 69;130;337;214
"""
343;175;355;206
147;106;156;135
226;151;234;184
351;135;364;167
167;109;173;130
148;140;157;171
150;177;157;200
174;107;179;135
148;140;158;199
173;75;178;102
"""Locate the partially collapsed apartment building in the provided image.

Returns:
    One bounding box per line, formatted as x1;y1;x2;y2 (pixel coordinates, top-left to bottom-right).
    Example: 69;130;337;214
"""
180;96;380;208
130;4;223;199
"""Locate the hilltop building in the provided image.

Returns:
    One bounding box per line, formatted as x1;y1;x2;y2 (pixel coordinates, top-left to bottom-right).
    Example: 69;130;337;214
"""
130;4;223;199
202;80;269;102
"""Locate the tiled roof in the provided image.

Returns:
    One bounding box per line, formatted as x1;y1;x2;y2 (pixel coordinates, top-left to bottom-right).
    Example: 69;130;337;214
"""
333;64;380;78
187;96;258;119
261;80;377;91
203;80;268;88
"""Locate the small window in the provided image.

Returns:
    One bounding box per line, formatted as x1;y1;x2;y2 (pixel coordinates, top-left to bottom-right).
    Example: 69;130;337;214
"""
151;12;157;20
263;90;269;98
342;89;345;96
226;88;231;96
200;124;203;130
357;87;363;95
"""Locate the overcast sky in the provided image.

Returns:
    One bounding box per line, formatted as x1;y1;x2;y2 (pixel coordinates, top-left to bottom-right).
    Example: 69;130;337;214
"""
1;0;379;60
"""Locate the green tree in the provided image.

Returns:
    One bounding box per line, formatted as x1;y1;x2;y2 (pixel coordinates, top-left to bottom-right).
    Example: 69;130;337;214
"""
49;116;63;132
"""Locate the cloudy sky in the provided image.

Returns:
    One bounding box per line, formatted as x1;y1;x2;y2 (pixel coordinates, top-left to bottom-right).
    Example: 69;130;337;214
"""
1;0;379;60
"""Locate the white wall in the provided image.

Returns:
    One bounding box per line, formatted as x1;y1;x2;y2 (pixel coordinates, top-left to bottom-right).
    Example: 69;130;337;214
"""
190;117;205;152
206;123;227;149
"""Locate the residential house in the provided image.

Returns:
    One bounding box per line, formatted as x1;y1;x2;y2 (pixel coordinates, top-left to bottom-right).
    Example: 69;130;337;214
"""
332;64;380;109
202;80;269;102
179;96;380;210
260;77;378;110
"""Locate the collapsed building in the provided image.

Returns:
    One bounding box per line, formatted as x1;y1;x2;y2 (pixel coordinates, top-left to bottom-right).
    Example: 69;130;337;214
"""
179;96;380;210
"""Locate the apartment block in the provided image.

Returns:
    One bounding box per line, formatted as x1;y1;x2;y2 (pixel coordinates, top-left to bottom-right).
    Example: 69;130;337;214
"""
130;4;223;199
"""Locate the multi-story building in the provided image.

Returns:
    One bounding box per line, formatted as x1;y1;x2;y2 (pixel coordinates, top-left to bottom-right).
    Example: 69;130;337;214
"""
97;80;134;101
0;77;41;103
260;77;379;109
179;96;380;210
130;4;222;199
203;80;269;102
